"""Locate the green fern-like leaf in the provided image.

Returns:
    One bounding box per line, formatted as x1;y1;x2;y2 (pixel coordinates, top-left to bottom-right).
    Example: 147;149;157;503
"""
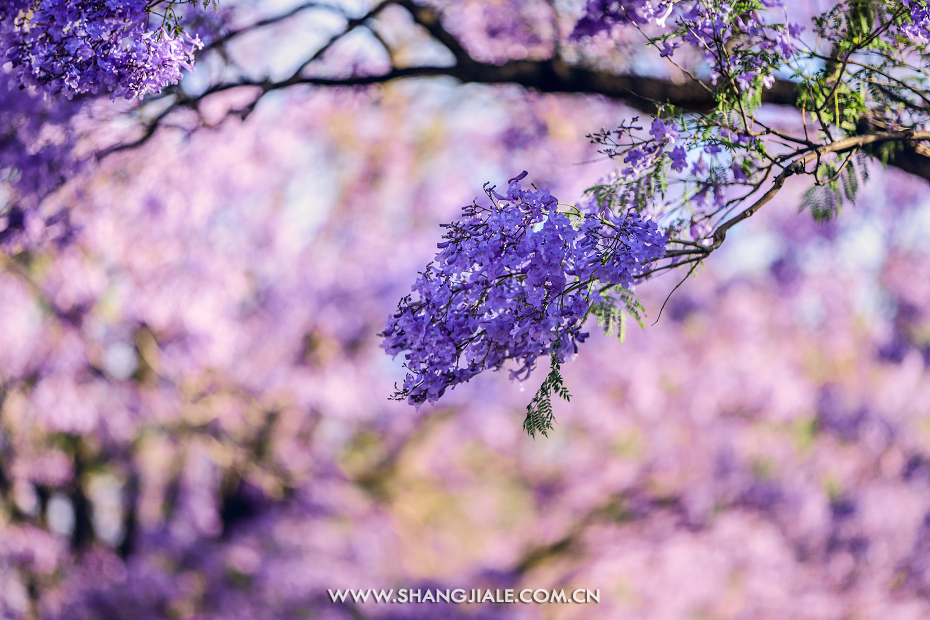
800;184;841;222
523;355;572;438
616;289;646;329
799;153;868;223
587;288;647;343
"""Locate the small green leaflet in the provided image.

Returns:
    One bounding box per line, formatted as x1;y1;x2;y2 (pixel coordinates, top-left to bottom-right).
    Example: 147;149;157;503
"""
587;288;647;343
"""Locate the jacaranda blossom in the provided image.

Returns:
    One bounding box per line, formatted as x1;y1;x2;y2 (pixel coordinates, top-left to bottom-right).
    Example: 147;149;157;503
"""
381;173;667;406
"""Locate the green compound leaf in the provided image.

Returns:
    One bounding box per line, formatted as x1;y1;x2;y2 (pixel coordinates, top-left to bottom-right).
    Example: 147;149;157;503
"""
524;354;572;438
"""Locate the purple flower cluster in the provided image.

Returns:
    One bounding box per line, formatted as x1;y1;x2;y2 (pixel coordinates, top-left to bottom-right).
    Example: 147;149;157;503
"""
381;173;667;406
572;0;677;38
590;114;763;243
621;117;681;178
598;116;753;179
901;0;930;41
0;0;202;99
572;0;801;94
679;3;799;87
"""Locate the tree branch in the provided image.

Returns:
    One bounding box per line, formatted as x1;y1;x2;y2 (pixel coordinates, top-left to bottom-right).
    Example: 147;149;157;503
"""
114;0;930;188
712;130;930;247
190;59;799;116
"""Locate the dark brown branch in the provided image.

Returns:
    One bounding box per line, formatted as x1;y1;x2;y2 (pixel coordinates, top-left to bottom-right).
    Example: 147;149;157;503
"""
885;142;930;179
109;0;930;189
204;2;336;51
634;129;930;286
394;0;475;66
290;0;395;77
192;59;798;114
712;130;930;247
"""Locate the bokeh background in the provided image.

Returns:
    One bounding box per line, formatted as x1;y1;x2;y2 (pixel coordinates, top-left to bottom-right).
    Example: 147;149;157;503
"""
3;1;930;618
